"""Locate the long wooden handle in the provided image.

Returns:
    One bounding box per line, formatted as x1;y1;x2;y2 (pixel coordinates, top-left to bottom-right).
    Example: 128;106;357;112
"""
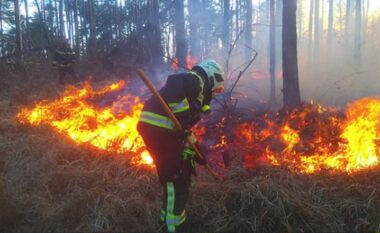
137;69;220;180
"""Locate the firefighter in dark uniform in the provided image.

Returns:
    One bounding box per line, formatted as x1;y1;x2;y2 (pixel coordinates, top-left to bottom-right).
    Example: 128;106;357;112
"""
52;39;79;85
137;59;224;233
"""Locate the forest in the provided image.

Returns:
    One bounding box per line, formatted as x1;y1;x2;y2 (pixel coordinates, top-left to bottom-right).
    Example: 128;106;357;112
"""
0;0;380;232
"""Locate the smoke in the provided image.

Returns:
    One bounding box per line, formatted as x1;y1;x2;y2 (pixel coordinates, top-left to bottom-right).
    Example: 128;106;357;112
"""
215;11;380;110
299;15;380;107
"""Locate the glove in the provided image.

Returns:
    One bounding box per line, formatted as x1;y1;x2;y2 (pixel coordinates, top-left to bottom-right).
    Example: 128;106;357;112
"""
182;144;207;166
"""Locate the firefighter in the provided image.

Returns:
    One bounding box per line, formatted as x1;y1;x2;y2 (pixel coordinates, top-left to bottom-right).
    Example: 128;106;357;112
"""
137;59;224;233
52;39;79;85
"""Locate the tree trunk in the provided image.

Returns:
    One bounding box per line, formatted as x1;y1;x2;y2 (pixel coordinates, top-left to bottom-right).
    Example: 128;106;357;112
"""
321;0;325;39
282;0;301;108
202;0;209;55
189;0;201;59
49;0;54;37
314;0;320;58
114;0;118;40
245;0;252;61
354;0;361;60
150;0;162;65
81;0;86;56
54;0;59;37
275;0;282;79
15;0;22;61
238;0;243;32
270;0;276;103
223;0;230;49
364;0;369;37
298;0;303;41
42;0;45;23
89;0;96;56
308;0;314;59
363;0;369;37
0;0;3;56
59;0;64;38
328;0;334;47
174;0;186;65
66;0;72;42
24;0;30;50
73;0;80;59
345;0;353;44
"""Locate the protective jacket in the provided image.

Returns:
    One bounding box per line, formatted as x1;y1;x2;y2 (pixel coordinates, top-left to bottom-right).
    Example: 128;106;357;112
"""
52;44;76;68
139;71;212;132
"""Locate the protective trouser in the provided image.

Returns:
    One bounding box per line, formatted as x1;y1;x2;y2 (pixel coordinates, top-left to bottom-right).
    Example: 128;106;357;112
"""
57;66;79;85
137;122;193;233
159;179;190;233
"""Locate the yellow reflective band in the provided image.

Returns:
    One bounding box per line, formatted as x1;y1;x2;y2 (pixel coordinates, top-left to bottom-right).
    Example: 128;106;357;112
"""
166;210;186;228
160;208;166;222
166;182;175;232
201;105;210;113
168;98;190;113
178;210;186;225
139;111;176;130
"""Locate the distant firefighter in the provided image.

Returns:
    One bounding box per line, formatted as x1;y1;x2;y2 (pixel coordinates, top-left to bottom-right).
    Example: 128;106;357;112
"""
52;39;79;85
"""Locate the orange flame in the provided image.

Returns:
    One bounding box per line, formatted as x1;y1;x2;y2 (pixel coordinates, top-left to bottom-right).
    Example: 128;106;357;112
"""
186;54;198;70
341;98;380;170
17;80;380;174
171;58;179;71
237;98;380;174
171;55;198;71
17;81;154;167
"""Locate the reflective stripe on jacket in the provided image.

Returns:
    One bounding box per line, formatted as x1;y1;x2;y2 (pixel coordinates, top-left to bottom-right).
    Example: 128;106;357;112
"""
139;71;212;130
53;45;76;68
168;98;190;113
139;111;176;130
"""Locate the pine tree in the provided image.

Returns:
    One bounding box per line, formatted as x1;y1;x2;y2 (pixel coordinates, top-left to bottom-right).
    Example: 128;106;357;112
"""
283;0;301;108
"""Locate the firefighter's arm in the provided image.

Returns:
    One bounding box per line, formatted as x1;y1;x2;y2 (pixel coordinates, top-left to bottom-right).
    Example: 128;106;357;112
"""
183;76;208;165
183;75;203;127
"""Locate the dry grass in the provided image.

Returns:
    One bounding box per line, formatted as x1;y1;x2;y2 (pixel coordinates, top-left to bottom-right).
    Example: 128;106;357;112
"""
0;71;379;233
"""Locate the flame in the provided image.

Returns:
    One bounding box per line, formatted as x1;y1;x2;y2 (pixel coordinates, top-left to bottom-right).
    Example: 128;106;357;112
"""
237;98;380;174
186;55;198;70
171;58;179;71
17;81;154;167
341;98;380;170
281;123;300;152
16;80;380;174
171;55;198;71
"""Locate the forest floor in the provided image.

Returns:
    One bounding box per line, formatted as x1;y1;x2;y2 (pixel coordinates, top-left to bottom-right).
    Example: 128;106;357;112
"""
0;67;379;233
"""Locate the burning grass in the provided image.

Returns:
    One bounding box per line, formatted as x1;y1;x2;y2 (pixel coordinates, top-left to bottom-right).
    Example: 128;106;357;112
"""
234;99;380;174
0;78;380;232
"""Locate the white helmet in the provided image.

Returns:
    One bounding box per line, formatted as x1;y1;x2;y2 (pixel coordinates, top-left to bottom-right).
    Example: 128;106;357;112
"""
194;59;224;92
